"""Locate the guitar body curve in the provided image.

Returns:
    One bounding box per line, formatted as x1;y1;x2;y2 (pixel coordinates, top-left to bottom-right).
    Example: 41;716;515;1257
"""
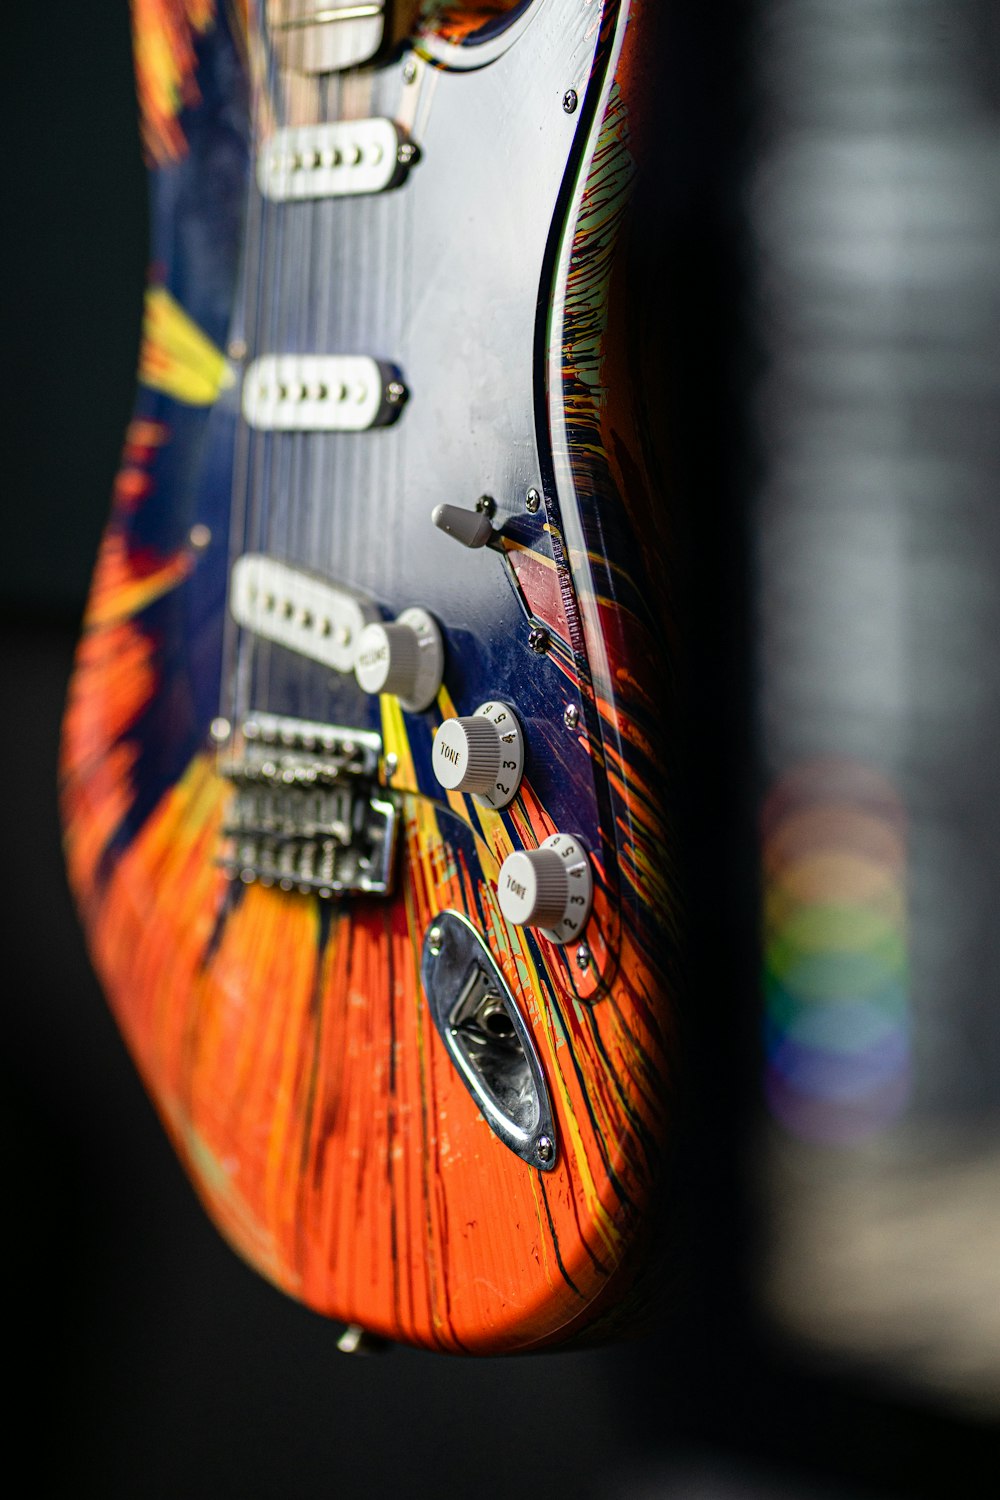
62;0;675;1353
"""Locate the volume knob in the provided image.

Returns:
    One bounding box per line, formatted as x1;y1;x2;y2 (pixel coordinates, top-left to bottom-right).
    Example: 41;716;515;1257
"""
432;702;524;809
497;834;593;945
354;606;444;712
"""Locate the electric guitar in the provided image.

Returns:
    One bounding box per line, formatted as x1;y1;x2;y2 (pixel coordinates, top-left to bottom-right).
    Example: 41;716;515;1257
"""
62;0;676;1354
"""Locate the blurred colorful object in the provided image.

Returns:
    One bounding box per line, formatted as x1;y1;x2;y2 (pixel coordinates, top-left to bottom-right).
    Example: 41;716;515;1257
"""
762;760;910;1144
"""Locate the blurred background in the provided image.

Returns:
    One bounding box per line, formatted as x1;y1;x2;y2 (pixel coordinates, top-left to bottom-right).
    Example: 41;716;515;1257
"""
4;0;999;1493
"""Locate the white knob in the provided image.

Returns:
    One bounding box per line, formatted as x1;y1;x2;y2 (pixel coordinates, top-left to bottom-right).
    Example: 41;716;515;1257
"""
497;833;593;944
433;702;524;809
354;606;444;712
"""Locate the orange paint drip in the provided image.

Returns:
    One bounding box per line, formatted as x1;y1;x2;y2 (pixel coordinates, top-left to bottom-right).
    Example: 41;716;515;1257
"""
132;0;216;163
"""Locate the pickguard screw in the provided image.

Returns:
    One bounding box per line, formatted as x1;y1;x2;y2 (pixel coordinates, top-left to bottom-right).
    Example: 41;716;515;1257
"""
402;56;417;83
563;89;579;114
537;1136;554;1164
576;943;591;972
210;717;232;744
227;337;247;361
476;494;496;518
526;487;542;514
428;925;444;956
528;626;550;654
564;704;580;731
189;523;212;550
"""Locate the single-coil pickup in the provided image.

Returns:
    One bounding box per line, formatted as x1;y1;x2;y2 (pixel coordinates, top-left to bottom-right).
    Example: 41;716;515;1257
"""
229;555;373;674
269;2;387;77
258;119;416;201
242;355;406;432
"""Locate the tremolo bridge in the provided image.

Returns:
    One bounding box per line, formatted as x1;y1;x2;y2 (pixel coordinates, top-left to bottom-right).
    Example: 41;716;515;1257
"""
218;714;398;897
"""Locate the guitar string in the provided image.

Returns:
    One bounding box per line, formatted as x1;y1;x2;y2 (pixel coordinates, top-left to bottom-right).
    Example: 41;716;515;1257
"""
247;2;285;749
229;0;278;748
234;6;399;772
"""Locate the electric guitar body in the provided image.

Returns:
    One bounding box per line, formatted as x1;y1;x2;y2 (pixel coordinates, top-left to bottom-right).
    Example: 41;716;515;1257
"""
62;0;676;1354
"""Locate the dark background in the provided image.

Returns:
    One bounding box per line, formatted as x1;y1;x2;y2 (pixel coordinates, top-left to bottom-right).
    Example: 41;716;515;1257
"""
5;3;998;1495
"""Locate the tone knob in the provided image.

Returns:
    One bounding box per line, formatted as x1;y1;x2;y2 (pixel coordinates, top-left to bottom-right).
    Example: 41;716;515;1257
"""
497;833;593;945
432;702;524;809
354;606;444;712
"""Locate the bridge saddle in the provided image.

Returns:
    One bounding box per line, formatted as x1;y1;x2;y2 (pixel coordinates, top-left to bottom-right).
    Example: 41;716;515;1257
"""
218;713;399;898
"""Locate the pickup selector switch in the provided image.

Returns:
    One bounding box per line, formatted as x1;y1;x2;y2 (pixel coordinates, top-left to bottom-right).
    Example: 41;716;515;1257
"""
433;702;524;809
354;607;444;713
497;834;593;945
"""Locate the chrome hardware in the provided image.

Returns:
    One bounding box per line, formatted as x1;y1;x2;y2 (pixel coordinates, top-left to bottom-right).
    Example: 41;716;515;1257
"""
563;704;580;731
258;119;415;202
525;487;542;514
562;89;579;114
421;912;557;1171
229;555;373;674
528;626;549;654
218;714;398;898
475;494;496;518
188;523;211;550
242;355;405;433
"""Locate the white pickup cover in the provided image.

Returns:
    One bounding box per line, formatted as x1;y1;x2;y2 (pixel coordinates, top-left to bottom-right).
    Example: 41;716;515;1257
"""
258;118;411;201
230;555;373;673
242;354;401;432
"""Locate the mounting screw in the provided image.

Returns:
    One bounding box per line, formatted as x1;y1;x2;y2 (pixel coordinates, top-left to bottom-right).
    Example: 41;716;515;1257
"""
209;717;232;744
383;752;399;779
189;523;212;551
227;336;247;361
576;943;591;972
563;89;579;114
528;626;550;654
476;494;496;518
564;704;580;731
428;925;444;956
537;1136;555;1165
402;56;417;83
526;487;542;514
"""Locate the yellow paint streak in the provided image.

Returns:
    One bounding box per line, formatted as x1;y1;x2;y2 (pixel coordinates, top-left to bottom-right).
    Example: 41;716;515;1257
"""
139;286;234;406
